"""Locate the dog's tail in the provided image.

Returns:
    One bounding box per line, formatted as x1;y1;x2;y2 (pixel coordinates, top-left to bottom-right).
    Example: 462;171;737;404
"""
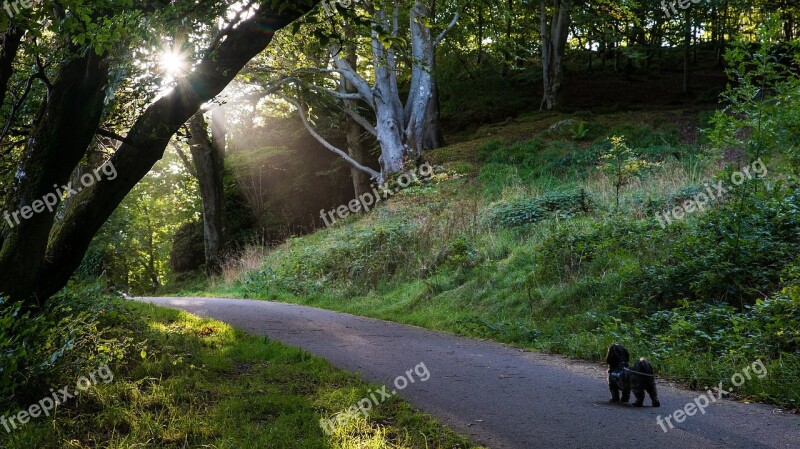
634;358;654;373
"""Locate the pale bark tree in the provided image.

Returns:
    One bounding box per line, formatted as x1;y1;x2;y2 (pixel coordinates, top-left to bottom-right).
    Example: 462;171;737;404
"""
540;0;571;110
287;0;457;182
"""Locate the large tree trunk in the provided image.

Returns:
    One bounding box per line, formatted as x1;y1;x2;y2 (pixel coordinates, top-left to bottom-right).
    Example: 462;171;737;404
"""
540;0;571;110
188;111;226;273
405;0;445;157
0;51;109;303
371;5;408;174
26;5;314;303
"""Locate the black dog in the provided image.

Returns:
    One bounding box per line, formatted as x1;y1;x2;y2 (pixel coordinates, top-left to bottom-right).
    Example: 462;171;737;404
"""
605;343;660;407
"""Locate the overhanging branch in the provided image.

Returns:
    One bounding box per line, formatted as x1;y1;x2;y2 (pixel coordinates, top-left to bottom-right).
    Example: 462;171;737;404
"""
281;94;380;181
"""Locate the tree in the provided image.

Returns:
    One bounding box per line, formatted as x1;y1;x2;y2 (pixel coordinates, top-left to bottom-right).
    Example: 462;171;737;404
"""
540;0;571;110
187;108;226;273
0;0;317;306
274;0;458;181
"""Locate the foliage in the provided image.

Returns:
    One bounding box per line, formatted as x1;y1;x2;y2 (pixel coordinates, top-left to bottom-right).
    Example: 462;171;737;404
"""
485;189;592;228
597;136;659;210
84;150;200;294
571;120;590;141
708;18;800;163
636;181;800;308
0;292;143;406
169;220;205;273
246;221;418;294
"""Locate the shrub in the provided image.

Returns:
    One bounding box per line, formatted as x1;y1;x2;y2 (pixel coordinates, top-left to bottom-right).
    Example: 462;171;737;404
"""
636;181;800;307
0;293;142;406
484;189;592;228
170;220;205;273
485;198;546;228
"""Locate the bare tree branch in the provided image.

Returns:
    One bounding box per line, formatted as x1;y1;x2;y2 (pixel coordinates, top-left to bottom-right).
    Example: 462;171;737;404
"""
434;13;460;47
343;105;377;137
171;141;198;178
280;94;381;181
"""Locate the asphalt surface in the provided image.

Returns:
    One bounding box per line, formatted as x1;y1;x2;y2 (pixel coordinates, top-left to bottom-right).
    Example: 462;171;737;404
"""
135;297;799;449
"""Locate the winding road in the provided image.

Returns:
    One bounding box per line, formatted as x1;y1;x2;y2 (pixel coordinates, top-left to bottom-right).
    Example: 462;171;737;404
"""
135;297;799;449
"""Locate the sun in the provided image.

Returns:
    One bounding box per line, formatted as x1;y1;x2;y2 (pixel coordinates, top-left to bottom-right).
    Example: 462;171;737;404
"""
160;51;188;77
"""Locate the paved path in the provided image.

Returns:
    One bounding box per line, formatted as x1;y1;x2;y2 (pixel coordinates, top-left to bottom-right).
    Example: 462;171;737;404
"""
136;297;799;449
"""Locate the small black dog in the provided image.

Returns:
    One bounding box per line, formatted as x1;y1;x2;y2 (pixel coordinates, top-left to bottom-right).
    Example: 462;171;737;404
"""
605;343;660;407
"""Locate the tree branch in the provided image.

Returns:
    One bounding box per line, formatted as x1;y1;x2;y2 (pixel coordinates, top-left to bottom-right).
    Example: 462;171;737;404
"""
281;94;380;181
96;128;135;145
343;105;377;137
434;13;460;47
172;141;198;178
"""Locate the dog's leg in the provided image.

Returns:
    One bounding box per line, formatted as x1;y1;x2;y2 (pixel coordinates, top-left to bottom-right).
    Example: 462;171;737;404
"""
648;383;660;407
633;385;645;406
621;382;630;403
608;374;620;402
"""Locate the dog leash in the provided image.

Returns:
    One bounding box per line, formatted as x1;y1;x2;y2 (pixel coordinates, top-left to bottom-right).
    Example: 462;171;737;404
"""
623;367;658;378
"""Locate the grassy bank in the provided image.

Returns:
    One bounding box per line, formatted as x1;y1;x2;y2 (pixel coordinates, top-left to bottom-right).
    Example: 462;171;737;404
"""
0;295;480;448
192;110;800;410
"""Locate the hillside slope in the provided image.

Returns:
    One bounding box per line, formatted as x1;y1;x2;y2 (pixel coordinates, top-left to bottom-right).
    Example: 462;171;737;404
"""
197;109;800;409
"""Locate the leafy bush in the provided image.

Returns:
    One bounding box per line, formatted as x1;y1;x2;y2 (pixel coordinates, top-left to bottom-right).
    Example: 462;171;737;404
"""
534;189;593;216
485;189;593;229
170;220;205;273
485;198;546;228
635;182;800;307
535;217;667;285
0;293;143;406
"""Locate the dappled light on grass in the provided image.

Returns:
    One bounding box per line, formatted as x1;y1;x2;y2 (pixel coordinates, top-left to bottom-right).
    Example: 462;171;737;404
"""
0;299;477;448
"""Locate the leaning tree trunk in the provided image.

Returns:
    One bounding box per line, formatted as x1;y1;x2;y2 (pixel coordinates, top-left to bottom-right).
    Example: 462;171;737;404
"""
27;5;314;303
188;111;226;273
0;50;109;303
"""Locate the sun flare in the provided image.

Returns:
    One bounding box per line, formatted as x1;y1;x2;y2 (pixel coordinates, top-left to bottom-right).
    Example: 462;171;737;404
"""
160;51;187;76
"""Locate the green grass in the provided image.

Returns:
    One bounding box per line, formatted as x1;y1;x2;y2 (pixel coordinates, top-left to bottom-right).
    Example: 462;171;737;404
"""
0;300;481;449
175;109;800;410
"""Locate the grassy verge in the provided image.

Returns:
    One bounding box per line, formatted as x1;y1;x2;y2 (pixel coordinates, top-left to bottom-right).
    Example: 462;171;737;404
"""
0;298;481;449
